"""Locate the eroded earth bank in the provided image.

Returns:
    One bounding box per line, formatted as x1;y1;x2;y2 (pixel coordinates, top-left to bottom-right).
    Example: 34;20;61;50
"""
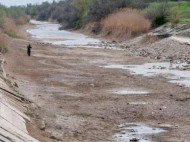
3;20;190;142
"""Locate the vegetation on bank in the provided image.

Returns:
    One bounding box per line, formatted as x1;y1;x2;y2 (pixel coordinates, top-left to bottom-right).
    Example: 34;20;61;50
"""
169;1;190;23
144;1;190;27
0;0;189;45
102;9;151;37
5;32;24;39
0;4;29;53
25;0;190;37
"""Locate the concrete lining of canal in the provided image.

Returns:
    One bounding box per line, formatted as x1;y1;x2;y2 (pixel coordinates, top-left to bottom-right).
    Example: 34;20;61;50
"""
0;60;39;142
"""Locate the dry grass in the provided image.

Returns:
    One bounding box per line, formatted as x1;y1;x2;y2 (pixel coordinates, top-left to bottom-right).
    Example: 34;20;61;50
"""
102;8;151;37
2;17;25;39
3;17;17;33
16;15;31;25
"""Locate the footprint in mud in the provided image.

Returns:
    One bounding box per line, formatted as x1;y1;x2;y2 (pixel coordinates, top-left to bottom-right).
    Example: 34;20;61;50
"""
114;124;167;142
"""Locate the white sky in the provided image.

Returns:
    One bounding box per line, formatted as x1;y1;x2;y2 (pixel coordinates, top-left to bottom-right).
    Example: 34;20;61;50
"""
0;0;60;7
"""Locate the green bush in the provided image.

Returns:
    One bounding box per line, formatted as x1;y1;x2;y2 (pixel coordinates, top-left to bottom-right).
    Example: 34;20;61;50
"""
169;1;190;24
144;2;170;27
153;15;168;27
72;0;93;27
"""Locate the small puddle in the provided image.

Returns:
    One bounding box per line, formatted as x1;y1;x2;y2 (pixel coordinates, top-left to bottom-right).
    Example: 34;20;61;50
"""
104;62;190;88
129;102;147;105
114;90;149;95
114;124;167;142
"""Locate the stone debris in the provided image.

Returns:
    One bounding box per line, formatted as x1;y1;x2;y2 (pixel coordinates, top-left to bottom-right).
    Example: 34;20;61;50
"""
39;120;46;130
130;138;139;142
49;132;63;141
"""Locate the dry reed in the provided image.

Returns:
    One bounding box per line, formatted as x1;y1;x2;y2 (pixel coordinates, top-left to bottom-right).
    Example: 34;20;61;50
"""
102;8;151;36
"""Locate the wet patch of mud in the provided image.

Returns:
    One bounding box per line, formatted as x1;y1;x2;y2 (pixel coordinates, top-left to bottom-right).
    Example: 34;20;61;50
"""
104;62;190;88
114;123;167;142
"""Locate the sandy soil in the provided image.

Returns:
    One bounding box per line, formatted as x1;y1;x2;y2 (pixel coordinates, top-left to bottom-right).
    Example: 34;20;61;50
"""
3;24;190;142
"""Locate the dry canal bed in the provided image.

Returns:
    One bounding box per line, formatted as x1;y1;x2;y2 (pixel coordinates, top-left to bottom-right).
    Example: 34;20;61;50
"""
3;20;190;141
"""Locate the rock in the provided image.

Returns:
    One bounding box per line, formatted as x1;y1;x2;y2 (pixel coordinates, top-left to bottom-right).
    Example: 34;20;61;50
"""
90;83;95;87
130;138;139;142
155;56;161;60
49;132;63;141
177;84;183;87
30;103;39;109
187;61;190;64
39;120;46;130
12;82;18;88
182;65;189;68
160;67;166;69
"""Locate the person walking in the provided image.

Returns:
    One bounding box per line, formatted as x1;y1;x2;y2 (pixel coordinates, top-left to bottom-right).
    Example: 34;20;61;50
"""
27;44;32;56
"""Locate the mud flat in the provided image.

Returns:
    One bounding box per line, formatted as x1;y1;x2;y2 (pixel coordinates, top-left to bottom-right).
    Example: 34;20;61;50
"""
3;20;190;142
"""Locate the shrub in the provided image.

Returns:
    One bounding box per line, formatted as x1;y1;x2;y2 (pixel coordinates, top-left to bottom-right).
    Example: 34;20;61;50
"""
86;0;132;22
3;18;17;33
102;8;151;36
72;0;93;27
144;2;170;27
51;2;79;29
153;15;168;27
16;15;30;25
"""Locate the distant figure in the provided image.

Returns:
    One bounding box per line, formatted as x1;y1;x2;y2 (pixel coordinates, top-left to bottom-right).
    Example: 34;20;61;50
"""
27;44;32;56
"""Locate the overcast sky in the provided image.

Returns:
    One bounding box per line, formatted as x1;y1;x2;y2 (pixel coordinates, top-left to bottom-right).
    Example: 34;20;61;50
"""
0;0;60;7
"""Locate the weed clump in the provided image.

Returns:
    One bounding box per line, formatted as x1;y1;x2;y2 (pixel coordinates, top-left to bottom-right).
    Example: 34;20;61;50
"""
102;8;151;37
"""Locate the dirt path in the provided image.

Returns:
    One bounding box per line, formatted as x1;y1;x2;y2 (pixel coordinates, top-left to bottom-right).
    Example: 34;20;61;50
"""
3;24;190;142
